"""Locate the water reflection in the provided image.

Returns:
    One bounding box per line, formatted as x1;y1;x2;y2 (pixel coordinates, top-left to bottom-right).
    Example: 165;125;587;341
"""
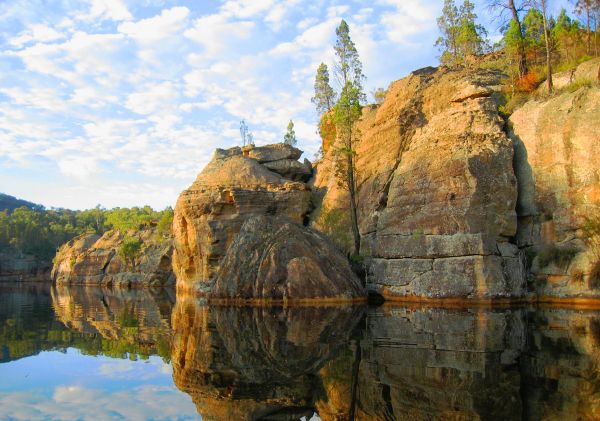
2;284;600;420
171;295;364;420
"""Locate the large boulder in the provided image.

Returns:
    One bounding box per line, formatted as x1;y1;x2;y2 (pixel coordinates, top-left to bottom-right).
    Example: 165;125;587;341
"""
51;229;174;287
211;215;365;303
510;63;600;299
172;144;312;293
313;66;525;300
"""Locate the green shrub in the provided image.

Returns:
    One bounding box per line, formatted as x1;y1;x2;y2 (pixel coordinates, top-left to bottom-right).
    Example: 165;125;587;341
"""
537;243;578;269
119;236;142;266
317;206;352;252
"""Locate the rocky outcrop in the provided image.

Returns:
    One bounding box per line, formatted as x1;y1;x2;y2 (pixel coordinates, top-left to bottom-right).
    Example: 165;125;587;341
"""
211;215;365;303
0;249;50;282
172;144;312;293
170;295;363;421
52;229;174;287
314;66;525;300
510;63;600;299
536;57;600;93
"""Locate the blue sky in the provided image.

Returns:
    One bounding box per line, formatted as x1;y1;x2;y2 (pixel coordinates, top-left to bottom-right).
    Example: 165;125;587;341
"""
0;0;574;210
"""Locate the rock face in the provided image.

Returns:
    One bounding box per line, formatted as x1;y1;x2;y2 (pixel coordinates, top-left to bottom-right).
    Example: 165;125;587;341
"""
314;66;525;300
170;296;363;421
536;57;600;93
211;215;365;303
511;63;600;298
172;144;312;293
0;249;50;282
52;229;174;287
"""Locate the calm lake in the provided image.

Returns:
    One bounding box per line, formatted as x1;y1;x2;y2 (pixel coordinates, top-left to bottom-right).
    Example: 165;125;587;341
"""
1;283;599;421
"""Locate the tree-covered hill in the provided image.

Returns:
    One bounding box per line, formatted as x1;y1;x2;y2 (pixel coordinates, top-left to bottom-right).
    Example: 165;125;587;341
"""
0;193;44;214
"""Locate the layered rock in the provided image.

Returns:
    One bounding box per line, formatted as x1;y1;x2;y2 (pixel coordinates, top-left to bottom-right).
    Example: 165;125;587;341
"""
211;215;365;303
170;296;363;421
314;66;525;300
510;61;600;299
52;229;174;288
172;144;312;293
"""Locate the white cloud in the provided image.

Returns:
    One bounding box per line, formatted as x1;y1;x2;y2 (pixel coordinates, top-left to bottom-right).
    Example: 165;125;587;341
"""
118;7;190;44
9;24;65;47
76;0;133;22
184;14;254;60
58;156;101;179
125;81;180;115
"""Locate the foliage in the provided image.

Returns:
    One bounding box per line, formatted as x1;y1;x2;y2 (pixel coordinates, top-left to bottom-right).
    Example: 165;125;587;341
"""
435;0;488;66
331;19;365;256
156;207;174;237
311;63;337;116
371;87;387;105
283;120;297;146
316;206;352;252
0;199;173;263
119;236;142;267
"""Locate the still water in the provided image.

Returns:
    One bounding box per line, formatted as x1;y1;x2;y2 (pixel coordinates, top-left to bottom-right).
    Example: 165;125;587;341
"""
1;283;600;420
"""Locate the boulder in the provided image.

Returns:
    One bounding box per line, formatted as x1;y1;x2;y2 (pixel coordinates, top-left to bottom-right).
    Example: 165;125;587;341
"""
246;143;302;162
51;229;174;287
510;67;600;298
172;145;312;293
313;66;524;300
211;215;365;303
262;158;312;182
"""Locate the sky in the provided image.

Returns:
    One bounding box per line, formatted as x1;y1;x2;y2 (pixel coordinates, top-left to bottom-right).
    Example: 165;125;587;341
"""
0;0;574;210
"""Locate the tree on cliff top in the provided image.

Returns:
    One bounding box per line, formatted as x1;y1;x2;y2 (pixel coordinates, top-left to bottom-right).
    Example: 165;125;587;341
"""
332;19;365;257
436;0;488;65
489;0;529;78
283;120;297;146
312;63;336;116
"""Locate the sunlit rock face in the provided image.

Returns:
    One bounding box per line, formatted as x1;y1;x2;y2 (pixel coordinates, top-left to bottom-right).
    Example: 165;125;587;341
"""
511;59;600;298
357;307;526;420
211;215;365;303
170;295;364;421
52;229;174;288
172;144;312;293
51;285;174;358
313;66;524;300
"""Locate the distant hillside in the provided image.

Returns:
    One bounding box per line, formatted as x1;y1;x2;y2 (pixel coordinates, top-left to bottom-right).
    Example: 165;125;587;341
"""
0;193;44;213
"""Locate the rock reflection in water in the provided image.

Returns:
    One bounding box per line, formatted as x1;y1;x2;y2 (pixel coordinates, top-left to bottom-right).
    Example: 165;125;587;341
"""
171;296;365;421
51;285;175;360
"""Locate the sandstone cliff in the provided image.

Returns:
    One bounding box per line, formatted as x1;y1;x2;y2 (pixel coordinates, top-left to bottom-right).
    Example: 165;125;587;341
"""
314;66;525;301
52;228;174;287
511;60;600;299
172;144;312;293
